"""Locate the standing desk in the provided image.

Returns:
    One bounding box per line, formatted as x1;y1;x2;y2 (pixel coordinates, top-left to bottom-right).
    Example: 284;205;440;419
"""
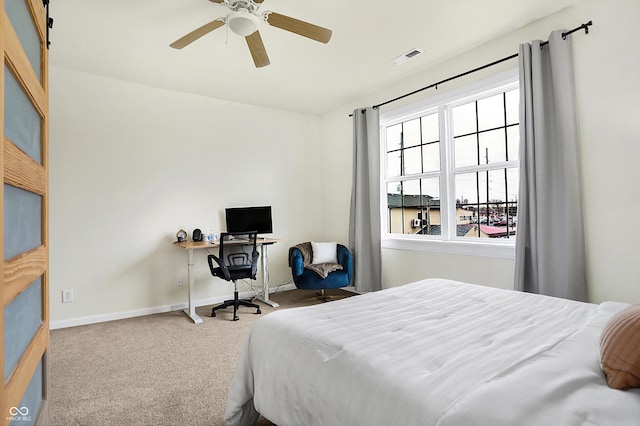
172;238;279;324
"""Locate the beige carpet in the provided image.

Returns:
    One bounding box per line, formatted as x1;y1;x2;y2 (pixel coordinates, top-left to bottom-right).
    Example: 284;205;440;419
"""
49;288;352;426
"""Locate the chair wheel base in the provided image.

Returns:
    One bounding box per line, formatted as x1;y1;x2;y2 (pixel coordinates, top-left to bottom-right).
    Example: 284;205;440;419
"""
210;297;262;321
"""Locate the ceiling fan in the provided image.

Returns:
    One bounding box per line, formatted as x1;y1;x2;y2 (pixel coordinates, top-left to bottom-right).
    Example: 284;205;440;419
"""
170;0;332;68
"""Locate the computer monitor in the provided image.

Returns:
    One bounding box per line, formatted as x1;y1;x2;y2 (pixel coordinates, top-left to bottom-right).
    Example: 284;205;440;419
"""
225;206;273;235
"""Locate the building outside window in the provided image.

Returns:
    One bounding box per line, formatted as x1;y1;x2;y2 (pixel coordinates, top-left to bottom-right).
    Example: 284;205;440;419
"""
381;72;519;256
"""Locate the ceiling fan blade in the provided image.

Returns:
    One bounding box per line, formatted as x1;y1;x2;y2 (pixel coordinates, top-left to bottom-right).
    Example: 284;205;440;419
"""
265;12;332;44
170;19;225;49
245;30;270;68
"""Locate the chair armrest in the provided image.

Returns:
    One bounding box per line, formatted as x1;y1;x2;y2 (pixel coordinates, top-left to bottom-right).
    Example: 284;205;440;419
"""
208;254;231;281
289;248;305;277
337;245;353;284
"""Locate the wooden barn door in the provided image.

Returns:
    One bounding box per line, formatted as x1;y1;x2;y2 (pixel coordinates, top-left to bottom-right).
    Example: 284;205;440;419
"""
1;0;50;425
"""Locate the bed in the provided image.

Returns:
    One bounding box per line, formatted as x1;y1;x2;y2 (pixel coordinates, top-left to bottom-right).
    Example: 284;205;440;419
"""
225;278;640;426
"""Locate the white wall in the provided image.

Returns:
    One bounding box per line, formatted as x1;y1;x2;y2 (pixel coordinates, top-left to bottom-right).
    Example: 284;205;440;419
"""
49;68;324;325
319;0;640;304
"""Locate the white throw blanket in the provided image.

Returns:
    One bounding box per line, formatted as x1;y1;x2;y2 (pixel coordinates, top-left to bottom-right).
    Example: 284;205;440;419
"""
225;278;640;426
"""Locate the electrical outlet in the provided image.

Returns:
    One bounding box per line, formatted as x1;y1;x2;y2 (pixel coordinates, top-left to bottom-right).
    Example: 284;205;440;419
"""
62;289;74;303
176;276;183;287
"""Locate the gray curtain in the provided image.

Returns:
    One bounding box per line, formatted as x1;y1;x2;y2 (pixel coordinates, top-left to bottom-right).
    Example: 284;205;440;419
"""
514;30;588;302
349;107;382;292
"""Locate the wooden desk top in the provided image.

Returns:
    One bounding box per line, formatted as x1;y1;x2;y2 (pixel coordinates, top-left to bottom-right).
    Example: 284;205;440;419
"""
173;238;279;250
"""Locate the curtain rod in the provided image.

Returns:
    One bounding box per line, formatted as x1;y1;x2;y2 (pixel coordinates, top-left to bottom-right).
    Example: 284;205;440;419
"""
351;20;592;116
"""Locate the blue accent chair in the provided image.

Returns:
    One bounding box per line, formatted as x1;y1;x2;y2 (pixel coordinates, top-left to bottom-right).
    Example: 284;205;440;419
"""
289;243;353;299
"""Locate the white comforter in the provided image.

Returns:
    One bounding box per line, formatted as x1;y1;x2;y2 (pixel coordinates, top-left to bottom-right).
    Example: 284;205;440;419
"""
225;278;640;426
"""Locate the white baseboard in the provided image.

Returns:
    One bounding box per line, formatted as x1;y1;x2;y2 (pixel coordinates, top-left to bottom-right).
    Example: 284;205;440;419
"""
50;283;297;330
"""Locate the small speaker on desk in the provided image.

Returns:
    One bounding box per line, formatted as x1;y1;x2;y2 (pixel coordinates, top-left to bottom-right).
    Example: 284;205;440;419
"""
192;228;202;242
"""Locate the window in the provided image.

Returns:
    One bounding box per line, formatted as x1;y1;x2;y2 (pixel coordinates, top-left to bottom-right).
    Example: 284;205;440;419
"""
381;71;519;257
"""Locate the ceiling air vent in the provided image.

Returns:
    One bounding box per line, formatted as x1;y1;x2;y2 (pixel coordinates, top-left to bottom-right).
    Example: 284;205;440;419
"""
390;48;424;65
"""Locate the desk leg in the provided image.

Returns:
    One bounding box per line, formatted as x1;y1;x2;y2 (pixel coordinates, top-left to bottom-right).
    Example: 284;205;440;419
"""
183;248;203;324
256;244;279;308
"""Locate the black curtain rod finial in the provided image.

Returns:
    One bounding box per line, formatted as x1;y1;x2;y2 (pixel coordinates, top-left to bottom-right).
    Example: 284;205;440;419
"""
563;20;593;39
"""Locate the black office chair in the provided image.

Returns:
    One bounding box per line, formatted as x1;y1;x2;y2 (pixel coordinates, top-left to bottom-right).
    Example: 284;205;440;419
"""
207;231;262;321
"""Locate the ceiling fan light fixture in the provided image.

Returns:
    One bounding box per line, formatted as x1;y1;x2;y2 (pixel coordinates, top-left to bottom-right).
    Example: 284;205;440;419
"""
227;11;259;36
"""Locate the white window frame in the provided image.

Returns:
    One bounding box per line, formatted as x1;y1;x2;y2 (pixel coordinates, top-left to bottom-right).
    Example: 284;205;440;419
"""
380;68;519;259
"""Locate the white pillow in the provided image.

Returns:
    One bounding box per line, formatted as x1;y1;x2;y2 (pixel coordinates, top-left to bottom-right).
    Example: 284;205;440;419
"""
311;241;338;264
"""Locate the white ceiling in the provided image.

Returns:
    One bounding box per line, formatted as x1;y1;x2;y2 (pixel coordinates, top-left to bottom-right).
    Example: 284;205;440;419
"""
49;0;581;115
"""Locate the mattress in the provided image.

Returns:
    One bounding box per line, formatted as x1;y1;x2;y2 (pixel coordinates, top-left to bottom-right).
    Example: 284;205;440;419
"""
225;278;640;426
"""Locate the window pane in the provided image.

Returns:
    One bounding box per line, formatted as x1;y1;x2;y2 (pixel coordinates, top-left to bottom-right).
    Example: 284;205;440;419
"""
403;119;421;148
386;124;402;151
487;169;517;236
402;178;426;235
387;151;401;178
507;125;519;161
456;172;479;204
477;172;489;205
387;179;442;236
419;177;441;236
456;169;517;238
403;146;421;175
421;113;439;143
454;134;477;167
507;168;519;228
452;102;476;136
488;169;508;202
387;182;402;200
457;171;486;234
422;177;439;200
479;129;507;164
477;93;505;131
505;89;519;125
506;167;519;202
387;182;403;233
422;142;440;172
403;179;420;197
